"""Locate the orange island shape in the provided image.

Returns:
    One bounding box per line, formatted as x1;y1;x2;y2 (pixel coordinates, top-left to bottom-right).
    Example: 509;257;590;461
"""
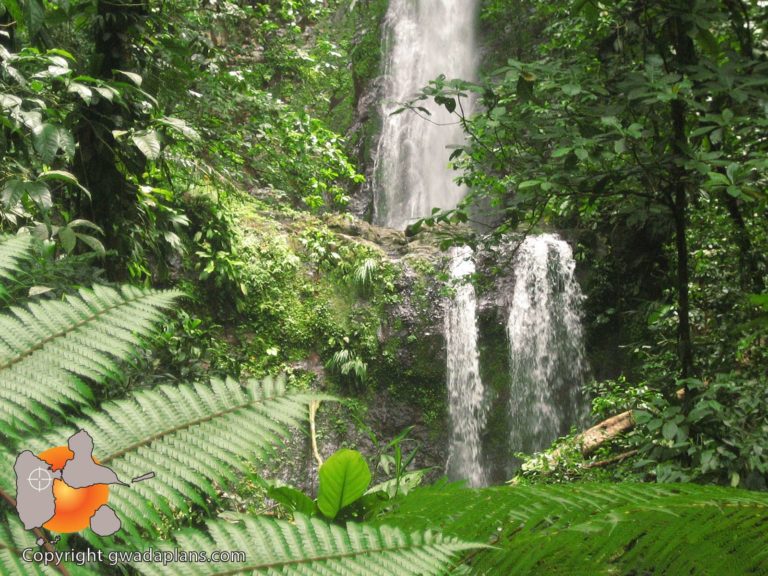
37;445;110;533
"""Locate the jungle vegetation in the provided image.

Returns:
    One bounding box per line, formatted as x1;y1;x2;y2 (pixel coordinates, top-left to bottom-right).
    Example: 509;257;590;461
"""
0;0;766;574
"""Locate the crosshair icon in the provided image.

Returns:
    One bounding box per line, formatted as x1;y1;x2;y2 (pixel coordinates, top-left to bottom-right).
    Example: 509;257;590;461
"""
27;467;52;492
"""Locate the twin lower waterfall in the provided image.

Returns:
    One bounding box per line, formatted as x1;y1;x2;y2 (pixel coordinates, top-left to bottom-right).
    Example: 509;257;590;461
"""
445;238;588;485
445;247;487;488
506;236;588;457
373;0;587;485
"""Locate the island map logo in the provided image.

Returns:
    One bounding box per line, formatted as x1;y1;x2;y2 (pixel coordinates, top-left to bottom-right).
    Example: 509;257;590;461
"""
14;429;154;539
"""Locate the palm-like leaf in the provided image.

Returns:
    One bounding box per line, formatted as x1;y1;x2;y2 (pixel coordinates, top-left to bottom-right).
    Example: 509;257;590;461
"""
0;515;46;576
0;445;17;497
0;284;181;439
132;514;482;575
22;376;322;540
376;482;768;575
0;235;33;283
0;514;99;576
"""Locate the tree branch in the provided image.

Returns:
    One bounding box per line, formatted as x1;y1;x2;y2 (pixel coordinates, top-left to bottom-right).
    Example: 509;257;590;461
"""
0;487;71;576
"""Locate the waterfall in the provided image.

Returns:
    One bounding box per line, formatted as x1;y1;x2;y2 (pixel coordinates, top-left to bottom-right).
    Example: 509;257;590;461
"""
506;234;588;456
373;0;478;230
445;247;486;487
374;0;485;484
372;2;586;483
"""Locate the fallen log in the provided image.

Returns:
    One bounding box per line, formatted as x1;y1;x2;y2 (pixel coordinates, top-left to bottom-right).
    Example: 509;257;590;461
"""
510;389;688;480
542;410;635;467
558;388;685;459
577;410;636;456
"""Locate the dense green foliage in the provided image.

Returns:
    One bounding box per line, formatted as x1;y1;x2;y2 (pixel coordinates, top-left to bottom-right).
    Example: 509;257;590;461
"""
376;481;768;574
0;236;480;575
3;236;767;575
414;0;768;488
2;0;767;573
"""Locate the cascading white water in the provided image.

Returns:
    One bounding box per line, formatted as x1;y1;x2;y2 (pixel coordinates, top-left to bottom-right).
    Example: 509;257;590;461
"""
373;4;585;483
373;0;478;230
506;234;588;456
445;247;486;487
374;0;484;484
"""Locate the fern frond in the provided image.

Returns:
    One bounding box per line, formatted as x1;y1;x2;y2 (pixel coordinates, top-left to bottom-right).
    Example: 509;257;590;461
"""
0;235;33;283
377;482;768;575
0;285;181;439
351;257;378;289
0;446;16;497
0;515;44;576
0;514;99;575
23;376;323;539
131;514;481;575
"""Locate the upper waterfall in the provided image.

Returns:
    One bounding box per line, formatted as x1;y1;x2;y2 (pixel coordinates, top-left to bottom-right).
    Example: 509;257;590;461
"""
373;0;478;230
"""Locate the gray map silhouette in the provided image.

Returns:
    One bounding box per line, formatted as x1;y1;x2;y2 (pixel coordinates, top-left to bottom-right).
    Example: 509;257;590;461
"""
14;451;61;530
90;504;122;536
61;430;128;488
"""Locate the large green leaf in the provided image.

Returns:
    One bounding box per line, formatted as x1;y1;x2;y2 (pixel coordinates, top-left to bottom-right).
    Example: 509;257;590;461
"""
0;179;49;209
115;69;143;86
25;181;51;210
132;130;161;160
67;81;93;104
0;284;181;439
317;448;371;519
23;0;44;36
157;116;200;141
24;376;324;540
32;124;75;163
267;482;316;516
1;180;25;207
57;225;76;252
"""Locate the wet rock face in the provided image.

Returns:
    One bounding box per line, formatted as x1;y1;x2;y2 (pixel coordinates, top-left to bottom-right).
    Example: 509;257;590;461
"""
254;216;598;493
476;306;514;482
259;223;591;493
347;75;384;222
322;213;407;254
259;221;451;495
253;219;590;493
264;391;449;498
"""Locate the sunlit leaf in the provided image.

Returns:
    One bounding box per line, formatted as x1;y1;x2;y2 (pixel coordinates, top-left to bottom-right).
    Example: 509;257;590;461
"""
132;130;161;160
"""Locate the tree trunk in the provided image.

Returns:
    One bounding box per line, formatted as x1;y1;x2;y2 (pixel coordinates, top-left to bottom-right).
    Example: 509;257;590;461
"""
708;3;764;292
74;0;147;277
668;14;696;379
671;100;694;379
551;390;685;462
720;192;765;292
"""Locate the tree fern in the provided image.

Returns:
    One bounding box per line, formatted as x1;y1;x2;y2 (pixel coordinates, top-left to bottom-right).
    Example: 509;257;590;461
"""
0;515;45;576
0;283;181;439
131;513;482;575
376;482;768;575
0;446;16;497
0;514;99;576
18;376;323;540
0;235;33;283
